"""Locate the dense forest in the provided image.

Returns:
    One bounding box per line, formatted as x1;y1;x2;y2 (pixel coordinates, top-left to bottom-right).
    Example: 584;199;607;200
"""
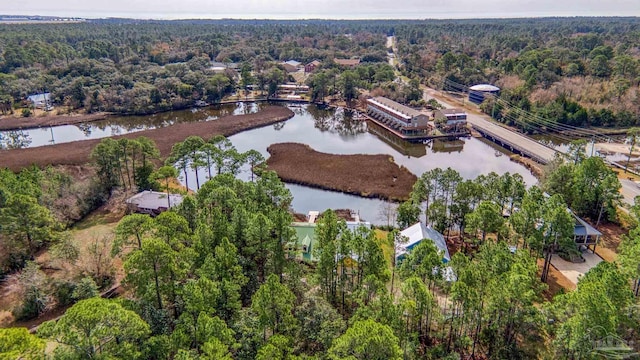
0;20;395;115
393;18;640;128
1;135;640;359
2;17;640;359
0;18;639;126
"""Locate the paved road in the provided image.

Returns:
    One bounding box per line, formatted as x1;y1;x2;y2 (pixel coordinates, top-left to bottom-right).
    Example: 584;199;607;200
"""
465;115;558;164
423;88;558;164
620;179;640;206
420;87;640;210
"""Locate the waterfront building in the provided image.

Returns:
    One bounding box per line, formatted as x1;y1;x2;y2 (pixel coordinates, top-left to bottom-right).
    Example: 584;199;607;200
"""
434;108;468;132
366;96;430;136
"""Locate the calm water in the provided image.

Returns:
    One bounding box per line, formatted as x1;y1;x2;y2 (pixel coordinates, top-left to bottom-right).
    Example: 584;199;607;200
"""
222;104;536;223
0;102;260;148
2;103;538;224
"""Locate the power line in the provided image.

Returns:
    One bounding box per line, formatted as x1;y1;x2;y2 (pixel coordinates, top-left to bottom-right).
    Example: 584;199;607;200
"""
440;77;623;144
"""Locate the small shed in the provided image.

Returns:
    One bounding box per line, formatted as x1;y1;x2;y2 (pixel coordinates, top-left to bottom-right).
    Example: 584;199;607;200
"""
126;191;183;216
396;222;450;263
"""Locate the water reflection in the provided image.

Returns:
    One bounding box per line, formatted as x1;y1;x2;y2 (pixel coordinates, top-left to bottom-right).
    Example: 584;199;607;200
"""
0;102;263;148
0;130;32;149
367;121;427;158
1;102;539;224
206;104;538;224
307;105;367;137
431;139;465;154
77;123;93;137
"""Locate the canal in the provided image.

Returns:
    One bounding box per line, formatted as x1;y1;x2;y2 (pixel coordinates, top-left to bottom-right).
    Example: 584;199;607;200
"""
1;103;538;224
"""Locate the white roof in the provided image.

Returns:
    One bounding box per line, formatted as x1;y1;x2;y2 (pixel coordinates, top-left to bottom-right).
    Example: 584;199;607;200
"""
397;222;451;262
27;93;50;103
439;108;466;116
284;60;302;67
469;84;500;92
126;191;183;210
367;96;423;120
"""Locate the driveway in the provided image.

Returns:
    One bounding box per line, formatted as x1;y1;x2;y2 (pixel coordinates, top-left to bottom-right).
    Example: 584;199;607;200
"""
551;252;603;285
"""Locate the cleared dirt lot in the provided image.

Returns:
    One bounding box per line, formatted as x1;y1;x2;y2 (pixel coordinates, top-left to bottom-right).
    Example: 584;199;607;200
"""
0;106;294;171
266;142;417;201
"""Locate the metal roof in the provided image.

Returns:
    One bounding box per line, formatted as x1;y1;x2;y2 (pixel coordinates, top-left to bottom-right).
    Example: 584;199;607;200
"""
284;60;302;67
469;84;500;92
571;211;602;237
438;109;467;117
27;93;50;103
397;222;451;262
334;58;360;66
126;191;183;210
368;96;424;119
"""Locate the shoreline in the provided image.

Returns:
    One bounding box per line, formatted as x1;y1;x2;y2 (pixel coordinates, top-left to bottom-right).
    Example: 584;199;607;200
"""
0;112;112;131
266;142;416;202
0;106;294;171
0;98;321;132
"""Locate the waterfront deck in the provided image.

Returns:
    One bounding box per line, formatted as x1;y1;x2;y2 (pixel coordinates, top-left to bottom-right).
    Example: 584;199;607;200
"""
365;115;469;143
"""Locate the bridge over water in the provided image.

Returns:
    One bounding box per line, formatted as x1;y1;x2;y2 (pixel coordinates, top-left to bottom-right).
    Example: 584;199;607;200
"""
466;114;559;165
422;87;560;164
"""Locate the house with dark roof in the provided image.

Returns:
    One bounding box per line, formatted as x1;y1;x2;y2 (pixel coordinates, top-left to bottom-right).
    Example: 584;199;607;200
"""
570;209;602;253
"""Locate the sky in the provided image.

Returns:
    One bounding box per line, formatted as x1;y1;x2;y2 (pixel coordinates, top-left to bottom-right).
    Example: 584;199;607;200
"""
2;0;639;19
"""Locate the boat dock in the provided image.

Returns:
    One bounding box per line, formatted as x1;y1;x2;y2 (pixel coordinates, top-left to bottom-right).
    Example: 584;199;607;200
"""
365;115;469;144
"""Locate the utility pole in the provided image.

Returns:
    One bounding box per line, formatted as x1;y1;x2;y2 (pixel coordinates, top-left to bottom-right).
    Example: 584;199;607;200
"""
625;128;640;173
